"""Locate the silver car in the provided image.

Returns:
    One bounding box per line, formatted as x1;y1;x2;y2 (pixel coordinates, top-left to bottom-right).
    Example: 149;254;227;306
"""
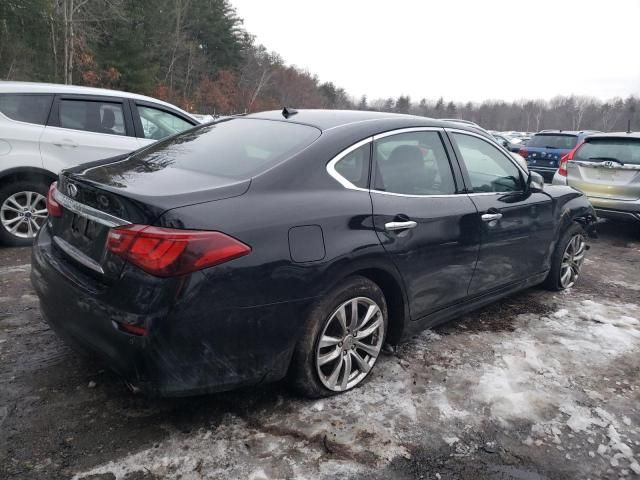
553;132;640;224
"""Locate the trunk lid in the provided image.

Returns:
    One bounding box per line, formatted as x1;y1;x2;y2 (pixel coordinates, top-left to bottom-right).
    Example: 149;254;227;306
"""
566;136;640;201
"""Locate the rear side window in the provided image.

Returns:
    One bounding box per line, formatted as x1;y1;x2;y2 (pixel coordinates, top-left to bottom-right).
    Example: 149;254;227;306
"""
334;144;370;188
0;94;53;125
129;118;321;179
137;105;194;140
59;99;126;136
527;134;578;149
575;138;640;165
373;131;456;195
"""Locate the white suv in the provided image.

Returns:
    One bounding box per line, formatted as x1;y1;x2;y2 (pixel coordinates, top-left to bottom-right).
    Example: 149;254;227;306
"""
0;82;199;246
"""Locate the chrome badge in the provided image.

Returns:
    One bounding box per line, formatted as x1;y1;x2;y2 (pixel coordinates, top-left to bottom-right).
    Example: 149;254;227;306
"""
67;183;78;198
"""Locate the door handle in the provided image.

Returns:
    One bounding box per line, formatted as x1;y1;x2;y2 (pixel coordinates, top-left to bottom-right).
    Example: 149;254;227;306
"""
53;139;78;148
481;213;503;222
385;220;417;231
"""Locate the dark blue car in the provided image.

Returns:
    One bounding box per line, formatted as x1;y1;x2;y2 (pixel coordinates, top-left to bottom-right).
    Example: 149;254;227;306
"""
520;130;600;182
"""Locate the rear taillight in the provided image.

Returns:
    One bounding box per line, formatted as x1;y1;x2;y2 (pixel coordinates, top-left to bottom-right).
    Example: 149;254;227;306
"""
106;225;251;277
518;148;528;158
46;182;63;217
558;141;584;177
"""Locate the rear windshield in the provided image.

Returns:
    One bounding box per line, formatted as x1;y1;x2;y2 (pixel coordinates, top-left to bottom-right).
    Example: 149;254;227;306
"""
130;118;321;179
527;134;578;149
575;138;640;165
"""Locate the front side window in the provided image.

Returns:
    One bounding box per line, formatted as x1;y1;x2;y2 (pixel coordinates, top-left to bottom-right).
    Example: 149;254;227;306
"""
0;94;53;125
137;105;194;140
59;99;126;136
373;131;456;195
451;133;523;193
334;143;370;188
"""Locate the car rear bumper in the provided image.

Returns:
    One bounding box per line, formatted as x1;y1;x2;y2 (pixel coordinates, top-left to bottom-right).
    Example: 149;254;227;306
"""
586;196;640;224
31;225;312;396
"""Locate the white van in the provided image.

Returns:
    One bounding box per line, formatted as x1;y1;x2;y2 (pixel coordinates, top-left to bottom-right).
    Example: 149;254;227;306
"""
0;82;200;245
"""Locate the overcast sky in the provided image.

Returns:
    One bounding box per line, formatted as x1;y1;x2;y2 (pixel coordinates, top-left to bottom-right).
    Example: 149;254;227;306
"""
231;0;640;103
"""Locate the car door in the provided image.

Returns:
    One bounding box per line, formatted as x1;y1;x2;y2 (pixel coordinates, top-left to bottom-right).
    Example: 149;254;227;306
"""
369;128;480;320
129;100;197;148
40;95;139;173
448;130;555;294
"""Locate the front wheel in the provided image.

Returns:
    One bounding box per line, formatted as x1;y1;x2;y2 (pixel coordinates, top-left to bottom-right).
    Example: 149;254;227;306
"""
290;276;388;397
543;223;587;291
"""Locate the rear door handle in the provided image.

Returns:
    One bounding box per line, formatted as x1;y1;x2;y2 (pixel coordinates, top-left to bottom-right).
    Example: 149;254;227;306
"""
481;213;503;222
385;220;417;231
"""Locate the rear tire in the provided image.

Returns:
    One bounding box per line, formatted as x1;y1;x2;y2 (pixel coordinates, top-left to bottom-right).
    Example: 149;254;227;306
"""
0;179;50;247
543;223;587;291
290;276;388;398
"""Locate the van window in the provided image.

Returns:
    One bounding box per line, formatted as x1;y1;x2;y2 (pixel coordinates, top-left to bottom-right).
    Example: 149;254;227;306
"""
0;94;53;125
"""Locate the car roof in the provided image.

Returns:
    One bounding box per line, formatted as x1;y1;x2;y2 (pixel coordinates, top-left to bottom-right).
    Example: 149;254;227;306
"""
246;109;487;135
584;131;640;140
0;81;195;119
535;130;601;136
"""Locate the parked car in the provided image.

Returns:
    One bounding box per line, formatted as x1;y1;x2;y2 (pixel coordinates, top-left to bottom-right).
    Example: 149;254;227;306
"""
553;132;640;226
492;133;523;153
31;110;597;397
0;81;199;246
518;130;600;182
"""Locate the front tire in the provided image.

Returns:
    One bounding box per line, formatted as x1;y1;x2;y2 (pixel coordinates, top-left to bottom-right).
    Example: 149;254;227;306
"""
290;276;388;398
0;180;50;247
543;223;587;291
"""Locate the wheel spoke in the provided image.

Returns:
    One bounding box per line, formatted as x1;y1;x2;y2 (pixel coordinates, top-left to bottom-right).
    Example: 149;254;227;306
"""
357;317;382;339
9;219;25;233
319;335;341;348
350;350;370;374
29;217;41;232
34;208;48;215
359;304;379;329
3;216;22;226
340;352;352;390
349;299;358;331
318;346;341;366
1;204;21;214
335;305;348;334
355;340;379;357
326;356;343;388
560;267;571;286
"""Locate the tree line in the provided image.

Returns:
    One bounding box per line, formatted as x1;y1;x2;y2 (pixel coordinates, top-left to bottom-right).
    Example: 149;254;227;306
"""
1;0;637;132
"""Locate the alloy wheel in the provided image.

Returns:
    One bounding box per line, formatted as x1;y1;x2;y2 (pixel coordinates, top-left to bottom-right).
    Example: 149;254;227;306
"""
560;233;586;288
0;191;48;239
315;296;385;392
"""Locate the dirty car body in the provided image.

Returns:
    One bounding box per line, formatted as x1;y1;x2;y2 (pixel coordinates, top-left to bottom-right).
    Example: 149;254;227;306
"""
31;110;597;396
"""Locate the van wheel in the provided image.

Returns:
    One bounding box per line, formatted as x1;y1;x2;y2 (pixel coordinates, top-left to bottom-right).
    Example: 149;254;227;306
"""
290;276;388;398
543;223;587;291
0;180;50;246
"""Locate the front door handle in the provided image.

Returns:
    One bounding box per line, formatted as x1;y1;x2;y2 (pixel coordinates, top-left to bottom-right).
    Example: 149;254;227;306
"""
481;213;503;222
53;139;78;148
385;220;417;231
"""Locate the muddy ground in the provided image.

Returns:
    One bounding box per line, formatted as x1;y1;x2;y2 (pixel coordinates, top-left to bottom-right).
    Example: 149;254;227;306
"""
1;222;639;480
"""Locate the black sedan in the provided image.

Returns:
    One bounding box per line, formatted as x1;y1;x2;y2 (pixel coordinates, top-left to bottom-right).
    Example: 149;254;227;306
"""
31;110;597;397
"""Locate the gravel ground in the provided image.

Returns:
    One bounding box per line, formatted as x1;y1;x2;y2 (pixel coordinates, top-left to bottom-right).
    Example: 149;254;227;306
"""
0;222;639;480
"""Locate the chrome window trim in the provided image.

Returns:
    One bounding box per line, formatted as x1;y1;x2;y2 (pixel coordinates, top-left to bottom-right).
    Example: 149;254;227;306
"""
53;189;131;228
373;126;443;140
53;236;105;274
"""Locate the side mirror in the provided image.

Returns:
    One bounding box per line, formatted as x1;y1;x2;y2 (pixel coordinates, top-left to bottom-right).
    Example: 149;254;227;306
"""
528;171;544;191
502;140;509;148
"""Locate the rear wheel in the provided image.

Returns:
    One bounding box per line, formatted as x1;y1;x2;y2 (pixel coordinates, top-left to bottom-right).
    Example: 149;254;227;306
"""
290;276;387;397
0;180;50;246
543;223;587;291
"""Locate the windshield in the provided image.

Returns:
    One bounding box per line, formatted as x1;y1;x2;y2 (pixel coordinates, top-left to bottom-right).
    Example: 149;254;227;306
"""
527;134;578;149
575;138;640;165
127;118;321;179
